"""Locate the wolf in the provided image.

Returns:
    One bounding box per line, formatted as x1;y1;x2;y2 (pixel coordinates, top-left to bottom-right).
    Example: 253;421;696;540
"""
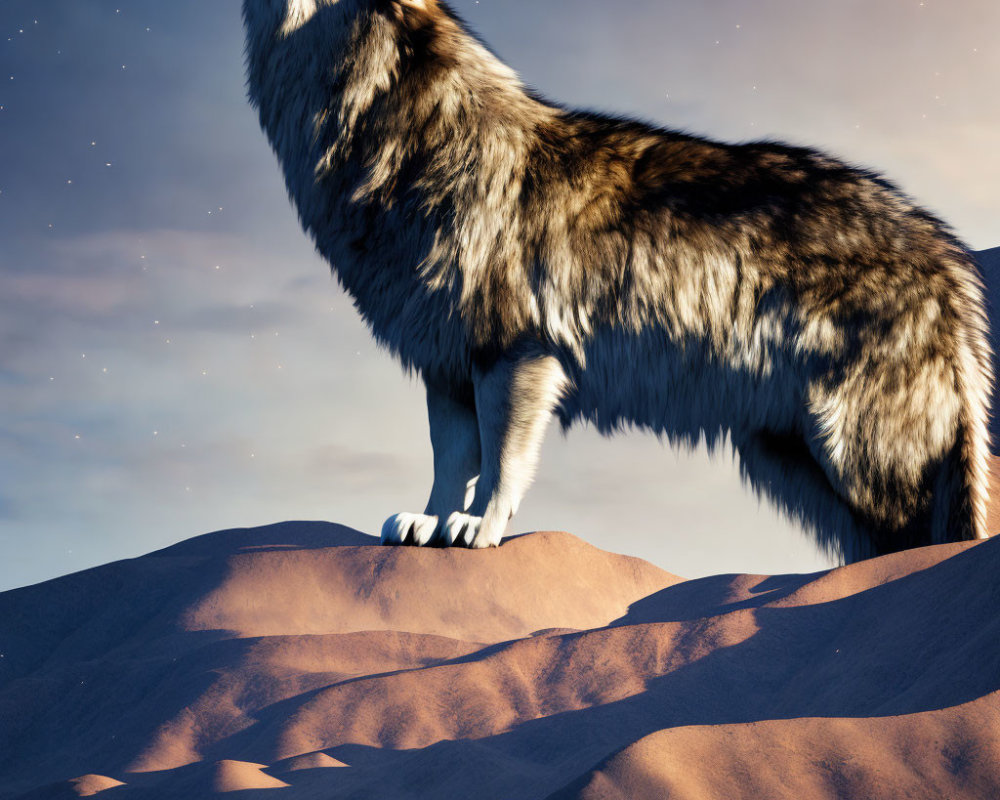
242;0;992;562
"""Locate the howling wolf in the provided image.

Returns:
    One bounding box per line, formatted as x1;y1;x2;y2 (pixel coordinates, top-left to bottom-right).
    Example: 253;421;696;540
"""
243;0;992;562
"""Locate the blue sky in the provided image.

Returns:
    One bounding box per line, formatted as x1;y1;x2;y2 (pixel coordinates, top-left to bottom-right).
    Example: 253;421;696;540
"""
1;0;997;590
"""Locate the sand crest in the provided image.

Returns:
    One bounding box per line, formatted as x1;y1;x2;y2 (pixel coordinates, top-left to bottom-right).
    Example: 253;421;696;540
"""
211;760;290;792
67;775;126;797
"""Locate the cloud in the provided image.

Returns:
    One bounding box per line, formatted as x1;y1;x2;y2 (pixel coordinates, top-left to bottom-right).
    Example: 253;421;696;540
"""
176;302;302;335
0;272;148;316
0;493;15;521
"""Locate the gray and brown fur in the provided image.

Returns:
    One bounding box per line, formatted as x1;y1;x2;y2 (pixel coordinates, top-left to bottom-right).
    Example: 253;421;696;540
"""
243;0;992;562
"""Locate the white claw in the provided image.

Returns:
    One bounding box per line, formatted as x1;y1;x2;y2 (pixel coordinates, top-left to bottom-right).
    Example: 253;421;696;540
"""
411;514;438;546
443;512;500;548
474;527;503;549
381;513;408;544
443;511;470;546
381;513;439;546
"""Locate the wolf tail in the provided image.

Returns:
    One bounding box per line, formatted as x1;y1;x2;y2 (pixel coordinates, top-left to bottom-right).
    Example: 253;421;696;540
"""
933;249;993;544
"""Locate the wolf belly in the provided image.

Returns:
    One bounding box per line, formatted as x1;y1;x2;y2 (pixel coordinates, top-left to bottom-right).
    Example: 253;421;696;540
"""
559;324;806;448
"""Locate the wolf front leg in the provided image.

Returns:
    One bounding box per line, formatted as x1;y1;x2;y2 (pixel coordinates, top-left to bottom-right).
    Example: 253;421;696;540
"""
381;381;481;546
443;348;568;548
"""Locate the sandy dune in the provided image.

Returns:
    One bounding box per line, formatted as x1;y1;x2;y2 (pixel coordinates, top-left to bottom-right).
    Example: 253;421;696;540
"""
561;702;1000;800
2;508;1000;799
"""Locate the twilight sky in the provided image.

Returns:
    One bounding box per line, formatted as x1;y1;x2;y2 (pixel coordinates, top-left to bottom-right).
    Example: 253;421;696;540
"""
0;0;997;591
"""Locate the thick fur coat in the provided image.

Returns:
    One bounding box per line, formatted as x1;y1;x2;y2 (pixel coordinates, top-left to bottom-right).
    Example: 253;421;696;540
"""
243;0;992;561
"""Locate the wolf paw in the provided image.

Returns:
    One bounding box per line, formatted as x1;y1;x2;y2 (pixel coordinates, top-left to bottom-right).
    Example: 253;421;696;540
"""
381;513;439;546
443;512;500;548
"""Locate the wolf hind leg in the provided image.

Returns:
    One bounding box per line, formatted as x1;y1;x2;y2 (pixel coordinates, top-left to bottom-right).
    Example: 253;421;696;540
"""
381;380;481;546
732;429;879;563
442;345;569;549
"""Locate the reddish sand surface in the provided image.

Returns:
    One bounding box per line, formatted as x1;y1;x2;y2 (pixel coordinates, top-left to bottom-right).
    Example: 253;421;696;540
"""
2;506;1000;798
